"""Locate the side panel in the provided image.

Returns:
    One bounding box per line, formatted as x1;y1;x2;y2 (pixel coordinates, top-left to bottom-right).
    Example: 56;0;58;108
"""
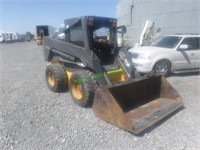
43;37;53;61
52;39;90;65
174;37;200;70
174;49;198;70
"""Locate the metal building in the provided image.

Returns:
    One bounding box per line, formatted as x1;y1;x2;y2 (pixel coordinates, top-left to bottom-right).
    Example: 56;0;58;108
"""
116;0;200;47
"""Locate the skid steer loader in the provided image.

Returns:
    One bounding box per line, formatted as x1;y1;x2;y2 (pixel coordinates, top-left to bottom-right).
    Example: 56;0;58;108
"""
43;16;183;134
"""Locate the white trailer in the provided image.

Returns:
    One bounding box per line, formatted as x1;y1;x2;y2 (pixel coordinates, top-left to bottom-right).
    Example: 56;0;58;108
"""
0;32;6;42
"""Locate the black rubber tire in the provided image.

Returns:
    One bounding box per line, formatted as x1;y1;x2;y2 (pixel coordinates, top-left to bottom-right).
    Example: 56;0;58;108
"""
69;70;97;107
45;64;68;92
153;60;171;77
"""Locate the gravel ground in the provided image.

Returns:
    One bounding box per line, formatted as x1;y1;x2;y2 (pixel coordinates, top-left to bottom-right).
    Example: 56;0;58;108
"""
0;42;200;150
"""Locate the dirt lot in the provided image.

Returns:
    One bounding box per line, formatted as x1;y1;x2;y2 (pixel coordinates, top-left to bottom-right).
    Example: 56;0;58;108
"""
0;42;200;150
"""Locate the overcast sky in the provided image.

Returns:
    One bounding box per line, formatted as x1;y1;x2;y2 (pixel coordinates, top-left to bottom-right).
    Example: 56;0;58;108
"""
0;0;120;34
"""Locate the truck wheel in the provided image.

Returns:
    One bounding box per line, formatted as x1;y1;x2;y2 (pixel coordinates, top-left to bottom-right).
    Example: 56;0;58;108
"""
45;64;68;92
69;70;97;107
153;60;171;77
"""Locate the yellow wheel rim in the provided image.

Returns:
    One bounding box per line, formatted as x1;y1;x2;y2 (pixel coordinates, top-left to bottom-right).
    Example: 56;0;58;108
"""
48;72;55;87
71;82;83;100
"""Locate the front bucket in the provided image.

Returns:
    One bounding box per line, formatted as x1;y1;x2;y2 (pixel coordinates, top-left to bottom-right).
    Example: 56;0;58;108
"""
92;75;183;134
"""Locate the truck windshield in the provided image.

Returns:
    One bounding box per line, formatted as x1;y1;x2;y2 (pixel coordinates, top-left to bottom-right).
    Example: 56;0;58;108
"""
151;36;182;48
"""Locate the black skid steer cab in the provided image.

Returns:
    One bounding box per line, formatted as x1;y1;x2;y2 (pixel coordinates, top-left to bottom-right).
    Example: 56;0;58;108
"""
43;16;183;134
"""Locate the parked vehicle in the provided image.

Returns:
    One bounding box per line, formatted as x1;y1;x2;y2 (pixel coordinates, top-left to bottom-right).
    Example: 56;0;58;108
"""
0;32;27;42
0;32;6;42
129;34;200;76
42;16;183;134
36;25;56;45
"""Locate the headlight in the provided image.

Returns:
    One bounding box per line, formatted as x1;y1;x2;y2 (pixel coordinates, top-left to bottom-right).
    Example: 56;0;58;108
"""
137;53;151;59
